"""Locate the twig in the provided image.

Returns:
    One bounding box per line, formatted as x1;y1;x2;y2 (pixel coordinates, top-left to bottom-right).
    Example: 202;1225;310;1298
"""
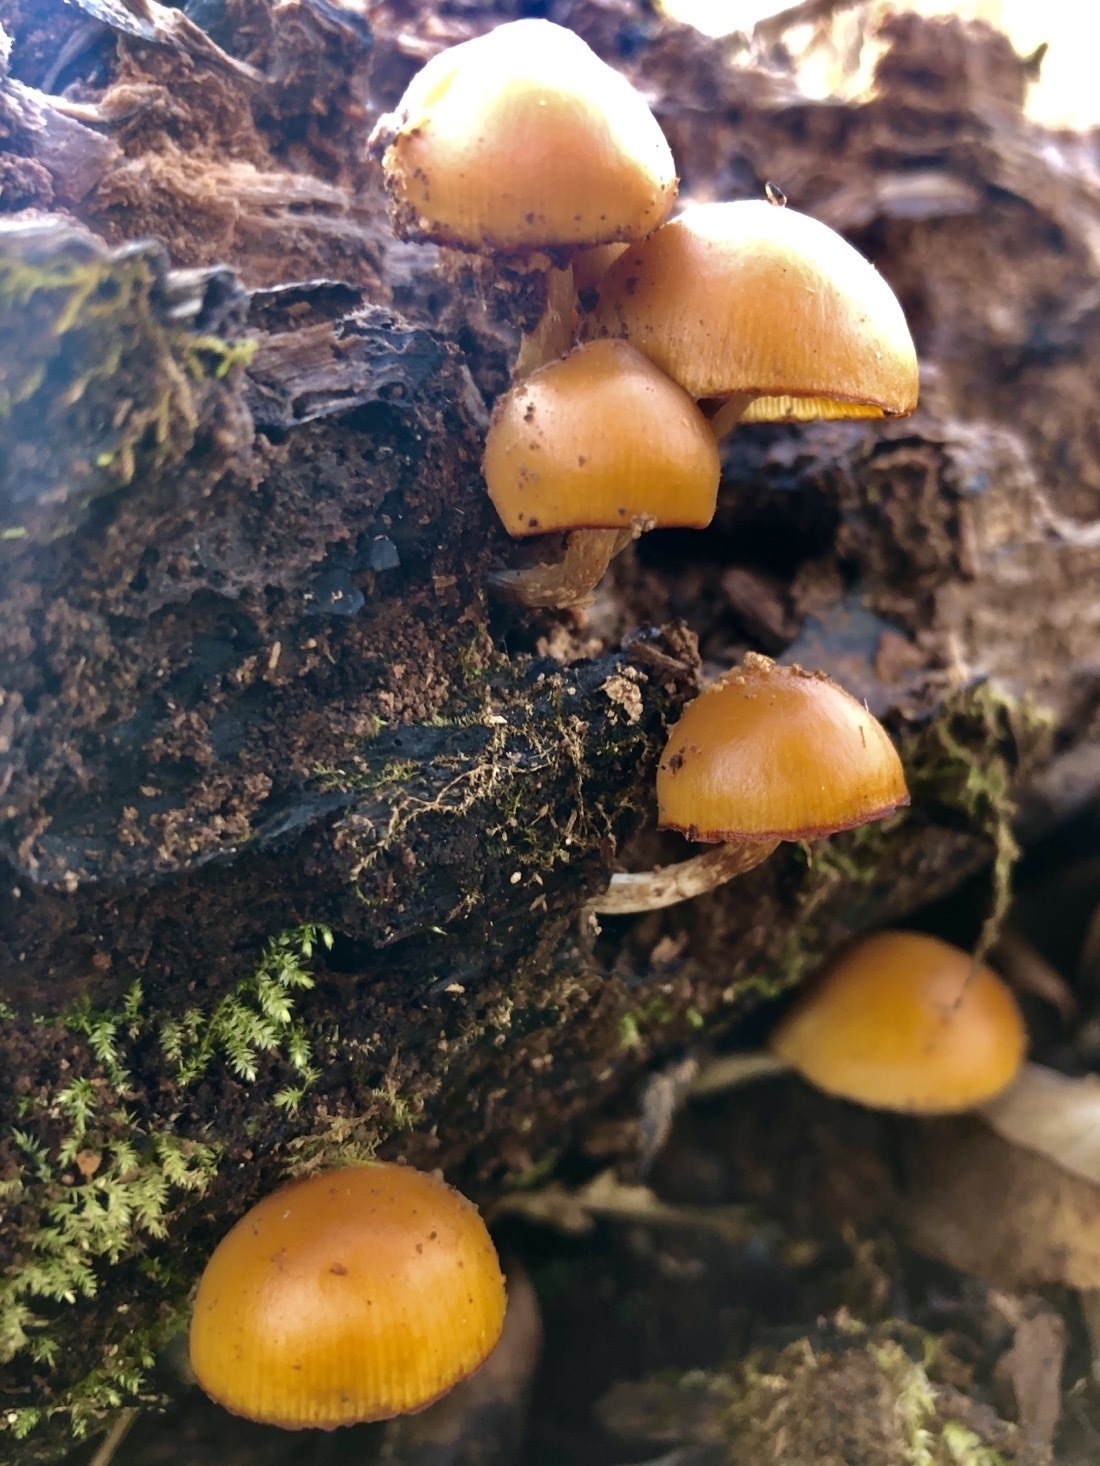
88;1408;139;1466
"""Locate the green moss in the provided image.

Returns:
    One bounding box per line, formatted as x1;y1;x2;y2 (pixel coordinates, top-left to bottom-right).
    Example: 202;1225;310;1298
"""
604;1324;1018;1464
159;924;330;1106
0;924;334;1447
0;228;252;529
457;633;492;684
905;679;1052;958
183;334;256;380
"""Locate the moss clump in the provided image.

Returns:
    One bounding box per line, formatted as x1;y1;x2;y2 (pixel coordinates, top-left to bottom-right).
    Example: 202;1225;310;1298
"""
0;925;332;1448
904;679;1052;959
718;1328;1017;1465
159;924;330;1108
599;1322;1020;1465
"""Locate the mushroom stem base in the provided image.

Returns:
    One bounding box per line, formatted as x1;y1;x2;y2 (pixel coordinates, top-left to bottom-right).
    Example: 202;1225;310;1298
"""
588;837;780;914
489;520;652;610
690;1049;791;1098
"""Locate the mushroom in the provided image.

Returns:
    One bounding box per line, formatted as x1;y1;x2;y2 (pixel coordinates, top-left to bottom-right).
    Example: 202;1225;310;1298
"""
369;18;677;375
590;652;909;914
770;930;1026;1112
589;195;919;439
483;339;721;608
692;930;1026;1114
189;1163;507;1429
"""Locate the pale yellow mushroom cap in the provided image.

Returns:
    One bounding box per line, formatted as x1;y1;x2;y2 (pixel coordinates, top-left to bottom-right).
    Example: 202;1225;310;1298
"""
484;339;721;536
370;19;678;252
591;199;919;418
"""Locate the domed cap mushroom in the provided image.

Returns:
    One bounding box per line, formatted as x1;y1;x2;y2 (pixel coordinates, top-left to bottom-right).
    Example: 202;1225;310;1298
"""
484;339;720;607
591;199;918;422
771;930;1026;1112
657;654;909;842
485;339;720;537
370;19;678;253
189;1163;507;1429
590;653;909;914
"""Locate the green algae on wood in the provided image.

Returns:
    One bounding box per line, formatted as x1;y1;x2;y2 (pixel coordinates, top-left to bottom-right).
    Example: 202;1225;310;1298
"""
0;218;252;536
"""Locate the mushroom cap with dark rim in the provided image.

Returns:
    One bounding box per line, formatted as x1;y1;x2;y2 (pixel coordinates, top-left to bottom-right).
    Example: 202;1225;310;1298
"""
657;654;910;842
591;199;919;417
189;1163;507;1429
771;930;1027;1112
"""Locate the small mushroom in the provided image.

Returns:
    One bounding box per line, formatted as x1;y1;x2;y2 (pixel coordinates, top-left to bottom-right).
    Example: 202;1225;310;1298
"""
589;196;919;438
370;19;677;374
591;652;909;913
189;1163;507;1429
771;930;1027;1112
483;339;721;607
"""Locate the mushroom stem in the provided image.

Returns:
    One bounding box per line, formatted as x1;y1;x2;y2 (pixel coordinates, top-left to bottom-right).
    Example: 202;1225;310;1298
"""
489;518;652;610
514;262;576;377
690;1049;791;1097
587;837;780;914
707;392;753;442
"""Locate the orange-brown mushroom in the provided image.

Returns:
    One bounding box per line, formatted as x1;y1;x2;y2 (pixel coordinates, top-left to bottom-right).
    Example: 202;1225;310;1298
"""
589;196;919;438
189;1163;506;1429
370;19;678;375
770;930;1026;1112
590;653;909;913
484;339;720;607
371;20;676;254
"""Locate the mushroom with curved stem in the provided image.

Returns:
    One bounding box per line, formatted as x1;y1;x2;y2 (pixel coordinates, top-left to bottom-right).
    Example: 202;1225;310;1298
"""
483;338;721;608
189;1163;506;1429
589;652;910;915
692;930;1027;1114
369;18;678;377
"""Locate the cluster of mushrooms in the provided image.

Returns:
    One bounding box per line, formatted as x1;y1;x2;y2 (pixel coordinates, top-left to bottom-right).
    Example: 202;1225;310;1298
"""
184;18;1029;1432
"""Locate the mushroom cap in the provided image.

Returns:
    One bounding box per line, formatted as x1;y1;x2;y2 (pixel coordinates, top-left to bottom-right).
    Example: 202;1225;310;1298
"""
484;339;721;536
189;1163;507;1429
656;654;909;842
590;199;919;417
771;930;1027;1113
370;19;678;252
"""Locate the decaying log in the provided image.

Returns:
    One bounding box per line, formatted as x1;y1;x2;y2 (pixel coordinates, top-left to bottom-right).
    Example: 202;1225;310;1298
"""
0;0;1098;1458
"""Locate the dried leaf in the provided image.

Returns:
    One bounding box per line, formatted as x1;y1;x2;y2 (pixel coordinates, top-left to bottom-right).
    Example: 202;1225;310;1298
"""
991;928;1077;1024
497;1167;759;1243
980;1063;1100;1185
990;1293;1065;1463
907;1117;1100;1289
